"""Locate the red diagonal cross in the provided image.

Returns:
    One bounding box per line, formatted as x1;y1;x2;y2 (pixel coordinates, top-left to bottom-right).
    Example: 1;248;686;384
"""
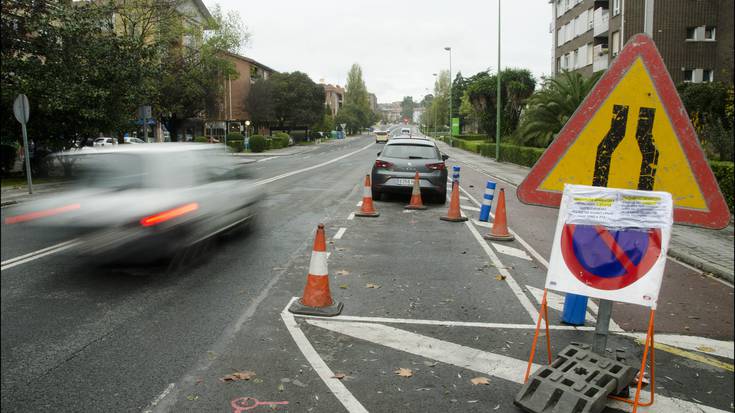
594;225;638;275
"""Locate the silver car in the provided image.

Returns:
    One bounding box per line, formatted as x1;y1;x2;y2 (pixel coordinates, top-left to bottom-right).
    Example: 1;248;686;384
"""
371;138;449;203
4;144;263;263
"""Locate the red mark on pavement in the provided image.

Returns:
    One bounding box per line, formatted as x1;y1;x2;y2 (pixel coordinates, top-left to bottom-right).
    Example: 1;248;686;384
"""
231;397;289;412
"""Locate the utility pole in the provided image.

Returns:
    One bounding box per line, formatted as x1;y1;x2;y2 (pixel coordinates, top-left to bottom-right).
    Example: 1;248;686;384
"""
445;47;452;142
495;0;501;161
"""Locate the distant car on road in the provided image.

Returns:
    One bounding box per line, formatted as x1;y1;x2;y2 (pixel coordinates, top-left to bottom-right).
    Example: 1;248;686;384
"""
4;144;263;264
371;138;448;203
375;130;390;143
93;137;118;147
400;127;411;136
123;137;146;144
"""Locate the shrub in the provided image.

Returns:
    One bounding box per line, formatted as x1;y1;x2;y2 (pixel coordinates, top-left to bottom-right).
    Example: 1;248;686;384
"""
249;135;266;153
227;132;244;142
227;140;244;152
194;136;208;143
710;161;734;212
269;132;290;149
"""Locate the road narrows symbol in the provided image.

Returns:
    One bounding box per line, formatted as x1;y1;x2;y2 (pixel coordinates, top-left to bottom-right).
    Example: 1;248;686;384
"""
634;107;659;190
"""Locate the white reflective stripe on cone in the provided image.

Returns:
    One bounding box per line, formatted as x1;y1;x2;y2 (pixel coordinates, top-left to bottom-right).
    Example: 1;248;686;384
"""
309;251;329;276
363;186;372;197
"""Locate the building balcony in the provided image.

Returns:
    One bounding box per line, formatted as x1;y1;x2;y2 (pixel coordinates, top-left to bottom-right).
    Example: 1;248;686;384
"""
593;44;609;72
593;7;609;37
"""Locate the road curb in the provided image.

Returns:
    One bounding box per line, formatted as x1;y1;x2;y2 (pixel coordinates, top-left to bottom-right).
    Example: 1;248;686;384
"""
667;249;734;284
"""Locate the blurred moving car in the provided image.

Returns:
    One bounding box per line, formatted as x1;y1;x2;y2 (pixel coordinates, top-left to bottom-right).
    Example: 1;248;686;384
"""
4;144;263;263
123;137;146;144
93;137;118;147
374;130;389;143
370;138;448;203
400;127;411;136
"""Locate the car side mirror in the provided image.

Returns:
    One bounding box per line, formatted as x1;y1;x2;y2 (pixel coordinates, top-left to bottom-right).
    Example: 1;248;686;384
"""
442;154;449;161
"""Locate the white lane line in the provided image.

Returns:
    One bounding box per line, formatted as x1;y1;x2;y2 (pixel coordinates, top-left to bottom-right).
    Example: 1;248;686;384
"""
525;285;597;325
356;200;363;207
459;195;469;201
347;212;355;220
306;319;728;413
471;219;493;228
463;219;538;322
333;227;347;240
281;299;368;413
1;239;82;271
492;243;533;261
459;204;480;212
256;156;277;163
254;142;374;187
142;383;175;413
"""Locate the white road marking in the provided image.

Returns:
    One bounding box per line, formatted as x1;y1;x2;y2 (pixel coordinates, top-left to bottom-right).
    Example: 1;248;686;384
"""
333;227;347;240
525;285;597;325
142;383;175;413
256;156;277;163
471;219;493;228
356;200;363;207
347;212;355;220
463;219;538;322
459;204;480;212
1;239;82;271
281;299;368;413
459;195;469;201
492;243;533;261
305;319;728;413
618;332;734;360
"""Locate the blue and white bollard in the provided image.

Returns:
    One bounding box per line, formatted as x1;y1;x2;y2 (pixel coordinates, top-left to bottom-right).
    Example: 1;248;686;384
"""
561;293;588;326
479;180;496;222
452;166;460;183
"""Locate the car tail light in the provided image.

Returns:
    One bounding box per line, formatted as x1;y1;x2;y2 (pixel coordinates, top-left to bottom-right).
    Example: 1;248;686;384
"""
140;202;199;227
374;160;393;169
426;162;446;171
4;203;81;224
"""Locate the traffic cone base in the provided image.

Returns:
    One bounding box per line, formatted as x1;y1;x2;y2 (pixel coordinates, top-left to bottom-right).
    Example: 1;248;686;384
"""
356;175;380;217
483;232;515;241
289;299;344;317
405;172;427;210
440;181;468;222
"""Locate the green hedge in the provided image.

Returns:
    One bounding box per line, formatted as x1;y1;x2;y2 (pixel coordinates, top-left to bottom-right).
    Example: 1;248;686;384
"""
710;161;734;213
268;132;290;149
456;134;491;141
250;135;266;153
227;140;244;152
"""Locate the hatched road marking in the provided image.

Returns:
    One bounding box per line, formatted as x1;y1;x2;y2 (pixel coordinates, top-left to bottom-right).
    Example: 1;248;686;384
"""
491;243;533;261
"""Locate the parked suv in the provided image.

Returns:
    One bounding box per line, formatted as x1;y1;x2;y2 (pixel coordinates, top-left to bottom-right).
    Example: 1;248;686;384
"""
93;137;118;147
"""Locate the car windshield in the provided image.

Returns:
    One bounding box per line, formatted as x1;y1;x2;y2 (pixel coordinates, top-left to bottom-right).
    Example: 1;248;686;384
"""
76;153;146;189
381;144;439;159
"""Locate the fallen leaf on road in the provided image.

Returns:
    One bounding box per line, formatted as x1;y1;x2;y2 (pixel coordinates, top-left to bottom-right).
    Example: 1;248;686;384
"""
332;373;347;380
339;284;348;289
221;371;256;382
366;283;381;289
186;394;199;401
336;270;350;276
395;368;413;377
471;377;491;385
495;274;506;281
277;383;285;392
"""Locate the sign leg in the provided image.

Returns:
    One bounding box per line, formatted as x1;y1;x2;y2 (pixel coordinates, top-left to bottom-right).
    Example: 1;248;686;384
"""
592;299;613;354
21;122;32;194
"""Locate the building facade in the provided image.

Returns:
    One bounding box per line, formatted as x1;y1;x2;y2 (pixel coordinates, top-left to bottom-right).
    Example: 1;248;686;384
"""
551;0;733;84
321;83;345;117
206;52;276;140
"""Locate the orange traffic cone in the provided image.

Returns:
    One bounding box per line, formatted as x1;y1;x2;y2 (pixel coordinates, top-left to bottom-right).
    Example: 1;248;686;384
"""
484;188;514;241
405;172;427;210
289;223;343;316
355;174;380;217
440;180;468;222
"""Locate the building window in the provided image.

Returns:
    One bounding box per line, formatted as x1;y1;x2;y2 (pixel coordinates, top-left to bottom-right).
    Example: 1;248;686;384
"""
557;0;564;17
683;69;693;82
573;50;579;69
588;8;594;30
612;0;621;16
703;69;714;82
558;28;564;45
704;26;716;40
587;42;594;65
686;27;696;40
611;31;621;56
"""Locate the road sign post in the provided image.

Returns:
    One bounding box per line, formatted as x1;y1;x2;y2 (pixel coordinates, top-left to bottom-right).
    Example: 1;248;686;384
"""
13;94;32;194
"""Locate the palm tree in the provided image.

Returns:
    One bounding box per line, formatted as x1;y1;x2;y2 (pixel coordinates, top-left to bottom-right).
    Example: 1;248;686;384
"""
516;70;603;148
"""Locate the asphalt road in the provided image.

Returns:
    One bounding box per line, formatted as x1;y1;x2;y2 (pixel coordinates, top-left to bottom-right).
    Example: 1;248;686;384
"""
1;131;733;413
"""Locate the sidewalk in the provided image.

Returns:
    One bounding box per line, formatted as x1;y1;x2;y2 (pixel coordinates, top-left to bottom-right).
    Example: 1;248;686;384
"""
435;139;735;283
232;136;352;158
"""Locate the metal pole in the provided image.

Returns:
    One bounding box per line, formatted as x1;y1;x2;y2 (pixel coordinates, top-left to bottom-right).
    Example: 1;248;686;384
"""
643;0;654;36
592;300;613;354
495;0;501;161
448;48;452;140
21;122;32;194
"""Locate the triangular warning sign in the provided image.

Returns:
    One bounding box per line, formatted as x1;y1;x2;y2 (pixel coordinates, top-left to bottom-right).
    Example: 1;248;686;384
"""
517;34;730;229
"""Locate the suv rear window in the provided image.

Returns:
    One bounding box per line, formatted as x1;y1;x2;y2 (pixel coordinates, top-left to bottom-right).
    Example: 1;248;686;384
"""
376;131;388;136
382;144;439;159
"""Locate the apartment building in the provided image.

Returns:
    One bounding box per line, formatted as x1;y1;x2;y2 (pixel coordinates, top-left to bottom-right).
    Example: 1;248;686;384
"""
321;83;345;117
551;0;733;84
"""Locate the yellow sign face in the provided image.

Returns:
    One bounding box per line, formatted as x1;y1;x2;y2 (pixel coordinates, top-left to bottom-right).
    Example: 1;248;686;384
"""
539;58;705;210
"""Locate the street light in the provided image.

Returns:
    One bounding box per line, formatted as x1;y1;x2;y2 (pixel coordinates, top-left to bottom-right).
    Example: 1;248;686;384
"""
496;1;501;160
245;120;251;151
444;46;452;141
432;73;438;138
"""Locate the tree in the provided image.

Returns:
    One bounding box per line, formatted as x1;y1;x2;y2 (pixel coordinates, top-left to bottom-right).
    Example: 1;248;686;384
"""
515;70;602;147
270;72;325;128
421;71;450;132
466;68;536;139
677;81;733;161
401;96;415;121
341;63;374;133
246;79;276;126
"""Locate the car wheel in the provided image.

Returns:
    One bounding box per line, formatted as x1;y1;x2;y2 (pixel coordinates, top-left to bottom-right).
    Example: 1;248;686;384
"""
434;191;447;204
371;187;382;201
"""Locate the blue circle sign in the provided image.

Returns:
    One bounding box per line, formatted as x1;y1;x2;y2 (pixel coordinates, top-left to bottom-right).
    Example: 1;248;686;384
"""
561;224;662;290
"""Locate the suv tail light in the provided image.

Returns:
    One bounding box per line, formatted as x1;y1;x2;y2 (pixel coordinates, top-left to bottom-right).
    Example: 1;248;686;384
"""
426;162;446;171
374;160;394;169
140;203;199;227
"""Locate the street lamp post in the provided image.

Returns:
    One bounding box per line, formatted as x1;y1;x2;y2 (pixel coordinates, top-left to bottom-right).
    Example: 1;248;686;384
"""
245;120;251;151
495;0;501;160
432;73;438;139
444;47;452;143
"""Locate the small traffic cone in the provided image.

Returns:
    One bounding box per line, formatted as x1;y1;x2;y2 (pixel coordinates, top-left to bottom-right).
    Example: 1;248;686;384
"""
484;188;514;241
440;181;468;222
405;172;427;210
289;223;343;316
355;175;380;217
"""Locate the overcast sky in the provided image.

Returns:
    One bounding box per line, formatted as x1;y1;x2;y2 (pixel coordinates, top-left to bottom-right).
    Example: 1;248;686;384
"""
206;0;552;103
